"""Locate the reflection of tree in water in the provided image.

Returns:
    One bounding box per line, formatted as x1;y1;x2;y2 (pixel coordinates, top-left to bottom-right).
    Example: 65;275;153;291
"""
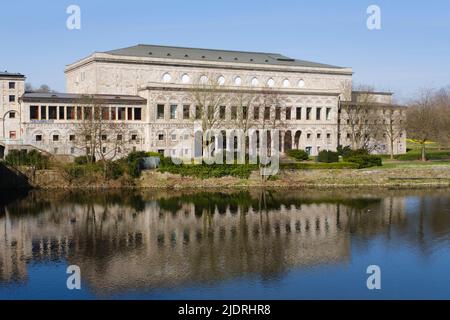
1;188;449;295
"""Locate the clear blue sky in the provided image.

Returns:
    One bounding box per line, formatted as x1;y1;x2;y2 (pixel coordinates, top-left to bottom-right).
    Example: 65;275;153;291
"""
1;0;449;103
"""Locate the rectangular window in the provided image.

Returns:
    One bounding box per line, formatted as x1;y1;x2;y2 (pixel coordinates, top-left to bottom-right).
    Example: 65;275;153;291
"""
316;108;321;120
102;107;110;120
157;104;165;119
264;107;270;120
254;107;259;120
317;133;321;139
286;107;291;120
40;106;47;120
195;106;201;120
53;135;59;142
67;107;75;120
9;95;15;102
118;107;126;120
306;107;311;120
326;108;331;120
219;106;226;119
102;147;107;153
296;107;302;120
127;107;133;120
231;106;237;120
70;147;75;154
327;133;331;139
171;134;177;141
9;82;15;89
134;108;142;121
275;107;281;120
35;135;42;142
170;105;177;119
242;106;248;119
30;106;39;120
158;134;164;141
131;134;138;141
207;106;214;119
84;107;92;120
307;133;311;139
110;107;116;120
9;131;16;139
59;106;65;120
77;107;83;120
101;134;107;141
69;135;75;141
183;105;190;119
49;106;57;120
9;112;15;119
117;134;122;141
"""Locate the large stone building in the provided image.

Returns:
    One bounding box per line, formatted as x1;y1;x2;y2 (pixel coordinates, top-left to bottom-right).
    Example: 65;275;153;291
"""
0;44;406;159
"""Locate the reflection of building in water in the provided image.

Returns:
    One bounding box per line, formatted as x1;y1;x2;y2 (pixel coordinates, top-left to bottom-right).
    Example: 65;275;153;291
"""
0;192;408;294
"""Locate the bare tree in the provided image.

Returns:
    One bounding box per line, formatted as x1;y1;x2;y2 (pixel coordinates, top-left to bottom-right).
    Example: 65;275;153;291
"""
340;88;384;151
71;96;127;174
380;107;407;159
190;74;226;132
406;89;440;161
25;83;56;93
434;87;450;149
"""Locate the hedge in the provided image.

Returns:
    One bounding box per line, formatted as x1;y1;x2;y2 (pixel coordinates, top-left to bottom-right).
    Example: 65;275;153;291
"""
280;162;360;170
159;163;258;179
395;150;450;161
345;155;383;168
286;149;309;161
317;150;339;163
5;149;50;169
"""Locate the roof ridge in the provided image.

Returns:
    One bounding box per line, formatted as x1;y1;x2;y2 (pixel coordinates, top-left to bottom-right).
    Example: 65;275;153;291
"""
106;44;283;56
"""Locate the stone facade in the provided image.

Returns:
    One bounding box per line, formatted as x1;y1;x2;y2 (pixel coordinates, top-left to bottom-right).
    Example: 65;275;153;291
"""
1;44;406;158
0;72;25;158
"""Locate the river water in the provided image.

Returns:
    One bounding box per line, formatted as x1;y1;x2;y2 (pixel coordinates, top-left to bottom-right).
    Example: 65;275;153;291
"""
0;188;449;299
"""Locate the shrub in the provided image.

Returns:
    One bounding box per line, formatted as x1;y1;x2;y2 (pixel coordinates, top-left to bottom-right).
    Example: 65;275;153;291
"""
341;148;370;160
5;149;49;169
126;151;147;178
106;161;126;180
337;145;352;157
74;155;95;165
286;149;309;161
280;162;359;170
345;155;382;168
317;150;339;163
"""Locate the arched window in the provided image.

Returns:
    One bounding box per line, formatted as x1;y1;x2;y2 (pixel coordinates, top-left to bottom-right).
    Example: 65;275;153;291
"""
181;74;190;83
162;73;172;83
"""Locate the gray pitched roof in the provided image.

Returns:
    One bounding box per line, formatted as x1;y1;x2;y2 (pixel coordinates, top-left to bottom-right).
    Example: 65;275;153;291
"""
104;44;344;69
21;92;146;105
0;71;25;78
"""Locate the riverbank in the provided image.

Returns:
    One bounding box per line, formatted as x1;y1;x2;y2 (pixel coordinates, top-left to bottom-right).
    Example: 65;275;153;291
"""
29;162;450;189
